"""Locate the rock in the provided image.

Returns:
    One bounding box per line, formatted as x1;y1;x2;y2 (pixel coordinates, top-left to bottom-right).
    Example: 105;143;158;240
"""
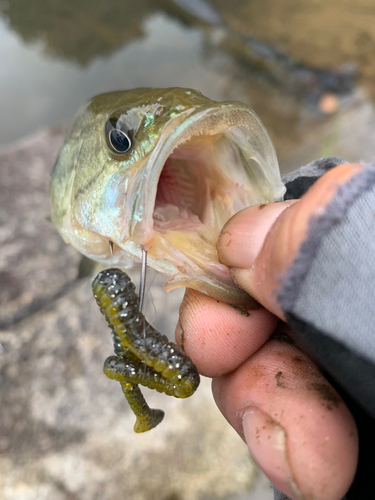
0;130;258;500
0;128;81;329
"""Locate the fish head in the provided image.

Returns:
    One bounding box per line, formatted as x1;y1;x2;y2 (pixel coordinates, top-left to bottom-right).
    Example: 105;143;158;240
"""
50;88;285;307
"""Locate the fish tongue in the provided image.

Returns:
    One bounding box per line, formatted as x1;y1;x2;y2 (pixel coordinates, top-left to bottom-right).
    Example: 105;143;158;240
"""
153;204;202;232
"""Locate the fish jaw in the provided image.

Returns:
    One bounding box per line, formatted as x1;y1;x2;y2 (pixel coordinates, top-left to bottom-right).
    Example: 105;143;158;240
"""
115;102;285;306
128;102;285;247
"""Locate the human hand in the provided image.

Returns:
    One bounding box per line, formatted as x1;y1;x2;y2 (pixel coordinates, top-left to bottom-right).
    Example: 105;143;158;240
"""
175;163;363;500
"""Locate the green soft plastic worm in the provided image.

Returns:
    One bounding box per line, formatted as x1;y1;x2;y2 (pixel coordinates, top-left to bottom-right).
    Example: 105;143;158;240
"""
92;268;200;432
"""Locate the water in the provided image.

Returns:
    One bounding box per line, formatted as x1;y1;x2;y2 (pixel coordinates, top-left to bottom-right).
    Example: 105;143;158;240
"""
0;12;233;145
1;0;375;168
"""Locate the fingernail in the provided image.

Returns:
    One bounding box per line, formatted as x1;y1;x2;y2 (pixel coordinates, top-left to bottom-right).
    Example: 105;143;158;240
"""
218;202;294;269
243;407;302;500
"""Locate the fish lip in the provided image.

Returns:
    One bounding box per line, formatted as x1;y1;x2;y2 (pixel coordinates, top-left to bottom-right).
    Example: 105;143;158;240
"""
127;101;283;250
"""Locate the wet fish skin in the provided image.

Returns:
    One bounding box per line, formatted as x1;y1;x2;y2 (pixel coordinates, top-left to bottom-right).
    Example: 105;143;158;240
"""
50;87;285;307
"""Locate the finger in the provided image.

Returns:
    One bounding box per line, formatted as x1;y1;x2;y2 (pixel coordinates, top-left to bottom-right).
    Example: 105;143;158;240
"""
175;288;278;377
218;163;363;319
212;336;358;500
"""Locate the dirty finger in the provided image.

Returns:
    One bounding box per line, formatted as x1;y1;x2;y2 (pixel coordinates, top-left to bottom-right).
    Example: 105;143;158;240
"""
212;335;358;500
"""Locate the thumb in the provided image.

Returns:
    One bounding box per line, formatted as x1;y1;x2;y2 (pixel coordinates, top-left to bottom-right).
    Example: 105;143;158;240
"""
218;163;363;319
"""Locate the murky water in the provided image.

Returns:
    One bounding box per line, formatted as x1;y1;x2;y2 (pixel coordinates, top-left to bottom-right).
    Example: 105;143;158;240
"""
1;0;375;169
0;11;232;145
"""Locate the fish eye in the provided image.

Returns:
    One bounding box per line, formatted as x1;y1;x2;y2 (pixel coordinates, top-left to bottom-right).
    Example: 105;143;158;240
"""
105;118;132;154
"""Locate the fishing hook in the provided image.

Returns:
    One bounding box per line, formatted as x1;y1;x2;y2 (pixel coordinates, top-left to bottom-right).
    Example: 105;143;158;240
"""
138;247;147;314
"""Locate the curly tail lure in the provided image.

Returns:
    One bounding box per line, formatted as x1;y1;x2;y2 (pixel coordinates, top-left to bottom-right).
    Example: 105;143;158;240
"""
92;268;200;433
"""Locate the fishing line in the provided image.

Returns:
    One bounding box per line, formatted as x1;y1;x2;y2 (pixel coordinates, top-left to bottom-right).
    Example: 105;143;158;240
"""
139;247;147;341
144;268;158;330
138;247;147;314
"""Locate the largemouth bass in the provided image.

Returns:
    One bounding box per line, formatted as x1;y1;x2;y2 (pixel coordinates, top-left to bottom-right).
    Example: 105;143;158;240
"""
50;88;285;307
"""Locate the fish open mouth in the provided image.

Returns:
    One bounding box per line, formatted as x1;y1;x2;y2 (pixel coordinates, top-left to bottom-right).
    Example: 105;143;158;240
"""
130;105;283;246
153;134;231;235
124;104;284;305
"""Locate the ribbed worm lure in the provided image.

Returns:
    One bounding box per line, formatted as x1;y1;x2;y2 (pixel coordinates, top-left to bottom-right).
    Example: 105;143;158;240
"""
92;268;200;432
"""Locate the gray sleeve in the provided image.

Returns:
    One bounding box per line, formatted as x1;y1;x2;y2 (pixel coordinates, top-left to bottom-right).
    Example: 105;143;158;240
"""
272;485;294;500
272;159;375;500
279;163;375;418
282;156;347;200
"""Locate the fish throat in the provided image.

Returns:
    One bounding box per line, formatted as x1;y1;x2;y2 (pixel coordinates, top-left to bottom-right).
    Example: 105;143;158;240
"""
154;134;231;234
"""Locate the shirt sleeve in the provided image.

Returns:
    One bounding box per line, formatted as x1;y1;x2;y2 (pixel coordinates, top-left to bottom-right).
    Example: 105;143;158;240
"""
273;158;375;500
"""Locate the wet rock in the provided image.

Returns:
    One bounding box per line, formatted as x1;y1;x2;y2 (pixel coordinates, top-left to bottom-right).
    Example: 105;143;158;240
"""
0;128;81;329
